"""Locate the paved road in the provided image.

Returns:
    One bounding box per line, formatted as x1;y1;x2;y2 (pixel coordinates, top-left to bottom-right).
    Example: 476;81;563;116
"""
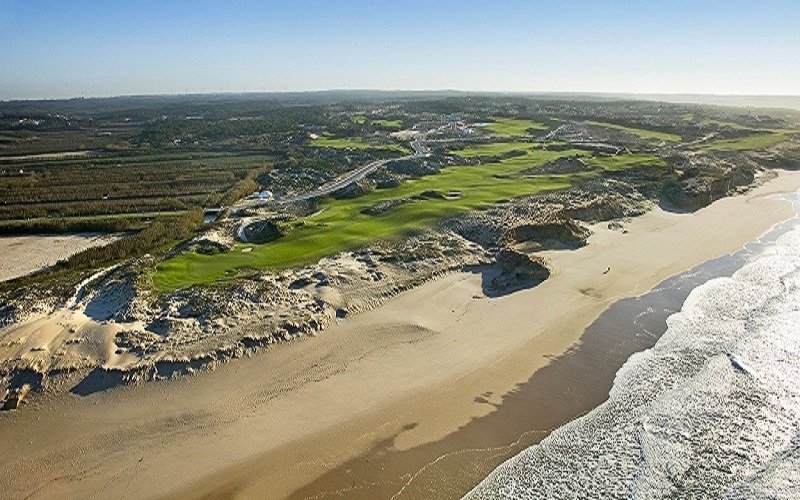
279;136;433;203
278;153;417;203
232;135;430;210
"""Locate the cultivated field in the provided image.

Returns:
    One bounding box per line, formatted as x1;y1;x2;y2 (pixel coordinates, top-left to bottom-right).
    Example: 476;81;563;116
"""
0;151;271;228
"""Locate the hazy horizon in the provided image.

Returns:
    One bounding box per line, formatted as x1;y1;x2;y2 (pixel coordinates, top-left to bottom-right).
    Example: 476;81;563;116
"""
2;0;799;100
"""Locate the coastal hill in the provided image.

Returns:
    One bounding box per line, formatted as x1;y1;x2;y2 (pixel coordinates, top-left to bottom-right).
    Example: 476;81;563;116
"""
1;94;799;409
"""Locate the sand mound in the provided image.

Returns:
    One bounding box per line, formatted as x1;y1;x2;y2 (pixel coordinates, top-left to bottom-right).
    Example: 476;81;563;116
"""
504;218;591;250
489;248;550;293
239;220;286;243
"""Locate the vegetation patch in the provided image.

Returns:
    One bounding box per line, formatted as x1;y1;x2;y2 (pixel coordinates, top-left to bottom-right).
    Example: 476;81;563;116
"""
311;134;407;152
485;118;547;137
693;132;789;151
153;149;583;290
586;153;666;171
0;211;186;235
372;119;402;129
452;142;534;158
698;118;753;130
585;121;681;142
0;152;272;221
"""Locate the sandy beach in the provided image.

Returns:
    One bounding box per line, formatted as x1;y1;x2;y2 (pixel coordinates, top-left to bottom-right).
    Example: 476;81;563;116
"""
1;171;799;500
0;233;121;282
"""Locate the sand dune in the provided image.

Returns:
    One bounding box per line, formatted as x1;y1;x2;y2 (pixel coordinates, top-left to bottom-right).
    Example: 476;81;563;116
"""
0;233;120;282
0;171;799;500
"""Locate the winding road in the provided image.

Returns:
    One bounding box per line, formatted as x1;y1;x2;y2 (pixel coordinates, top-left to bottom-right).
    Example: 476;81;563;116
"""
233;135;429;210
278;136;429;203
279;154;414;203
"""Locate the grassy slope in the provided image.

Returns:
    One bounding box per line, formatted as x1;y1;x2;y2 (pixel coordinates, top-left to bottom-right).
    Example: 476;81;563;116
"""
154;114;665;290
693;131;789;151
154;147;667;290
586;153;667;171
453;142;533;158
585;121;681;142
455;142;666;171
485;118;547;137
372;119;402;129
698;118;752;130
311;134;407;152
311;135;375;149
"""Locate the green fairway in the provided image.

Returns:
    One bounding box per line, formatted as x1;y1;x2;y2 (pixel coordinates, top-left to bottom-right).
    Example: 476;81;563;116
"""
585;121;681;142
311;134;407;152
153;149;582;291
372;119;402;129
698;118;753;131
693;132;788;151
311;134;374;149
586;153;666;171
485;117;547;137
452;142;534;158
153;143;669;291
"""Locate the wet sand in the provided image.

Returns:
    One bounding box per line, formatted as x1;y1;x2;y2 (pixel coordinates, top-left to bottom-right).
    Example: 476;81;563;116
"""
287;221;785;499
1;171;799;500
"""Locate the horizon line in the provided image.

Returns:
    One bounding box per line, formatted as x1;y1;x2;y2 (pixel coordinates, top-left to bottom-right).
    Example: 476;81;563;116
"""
4;89;800;104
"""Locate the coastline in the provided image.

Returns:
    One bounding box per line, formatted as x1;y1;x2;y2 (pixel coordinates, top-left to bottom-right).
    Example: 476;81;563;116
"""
1;171;799;500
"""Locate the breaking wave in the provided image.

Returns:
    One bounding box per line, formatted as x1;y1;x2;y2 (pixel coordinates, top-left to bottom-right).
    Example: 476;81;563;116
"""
467;227;800;499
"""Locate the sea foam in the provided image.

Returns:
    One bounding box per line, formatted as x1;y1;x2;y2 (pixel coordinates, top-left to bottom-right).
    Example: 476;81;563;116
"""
466;227;800;499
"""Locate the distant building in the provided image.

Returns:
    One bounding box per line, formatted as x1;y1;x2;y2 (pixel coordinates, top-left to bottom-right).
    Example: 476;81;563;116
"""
255;190;273;201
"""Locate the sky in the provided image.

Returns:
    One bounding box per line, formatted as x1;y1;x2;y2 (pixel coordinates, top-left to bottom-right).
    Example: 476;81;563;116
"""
1;0;799;100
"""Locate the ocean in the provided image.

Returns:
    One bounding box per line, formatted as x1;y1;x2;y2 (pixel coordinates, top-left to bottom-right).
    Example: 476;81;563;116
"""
467;197;800;499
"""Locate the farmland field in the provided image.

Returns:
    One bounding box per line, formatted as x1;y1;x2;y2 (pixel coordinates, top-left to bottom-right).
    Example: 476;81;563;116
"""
0;151;272;224
586;153;666;171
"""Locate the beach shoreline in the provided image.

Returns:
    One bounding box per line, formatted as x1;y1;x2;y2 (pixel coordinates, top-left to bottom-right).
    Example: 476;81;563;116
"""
1;171;800;500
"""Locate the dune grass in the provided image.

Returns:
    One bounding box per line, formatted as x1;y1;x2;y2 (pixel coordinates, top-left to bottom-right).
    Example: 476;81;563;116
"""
485;117;547;137
585;121;681;142
153;149;581;291
693;132;788;151
586;153;666;171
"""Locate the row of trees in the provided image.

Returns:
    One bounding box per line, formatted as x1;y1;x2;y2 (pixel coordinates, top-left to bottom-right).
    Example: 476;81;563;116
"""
0;197;196;222
137;107;329;147
214;165;271;206
0;216;146;235
54;209;204;272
